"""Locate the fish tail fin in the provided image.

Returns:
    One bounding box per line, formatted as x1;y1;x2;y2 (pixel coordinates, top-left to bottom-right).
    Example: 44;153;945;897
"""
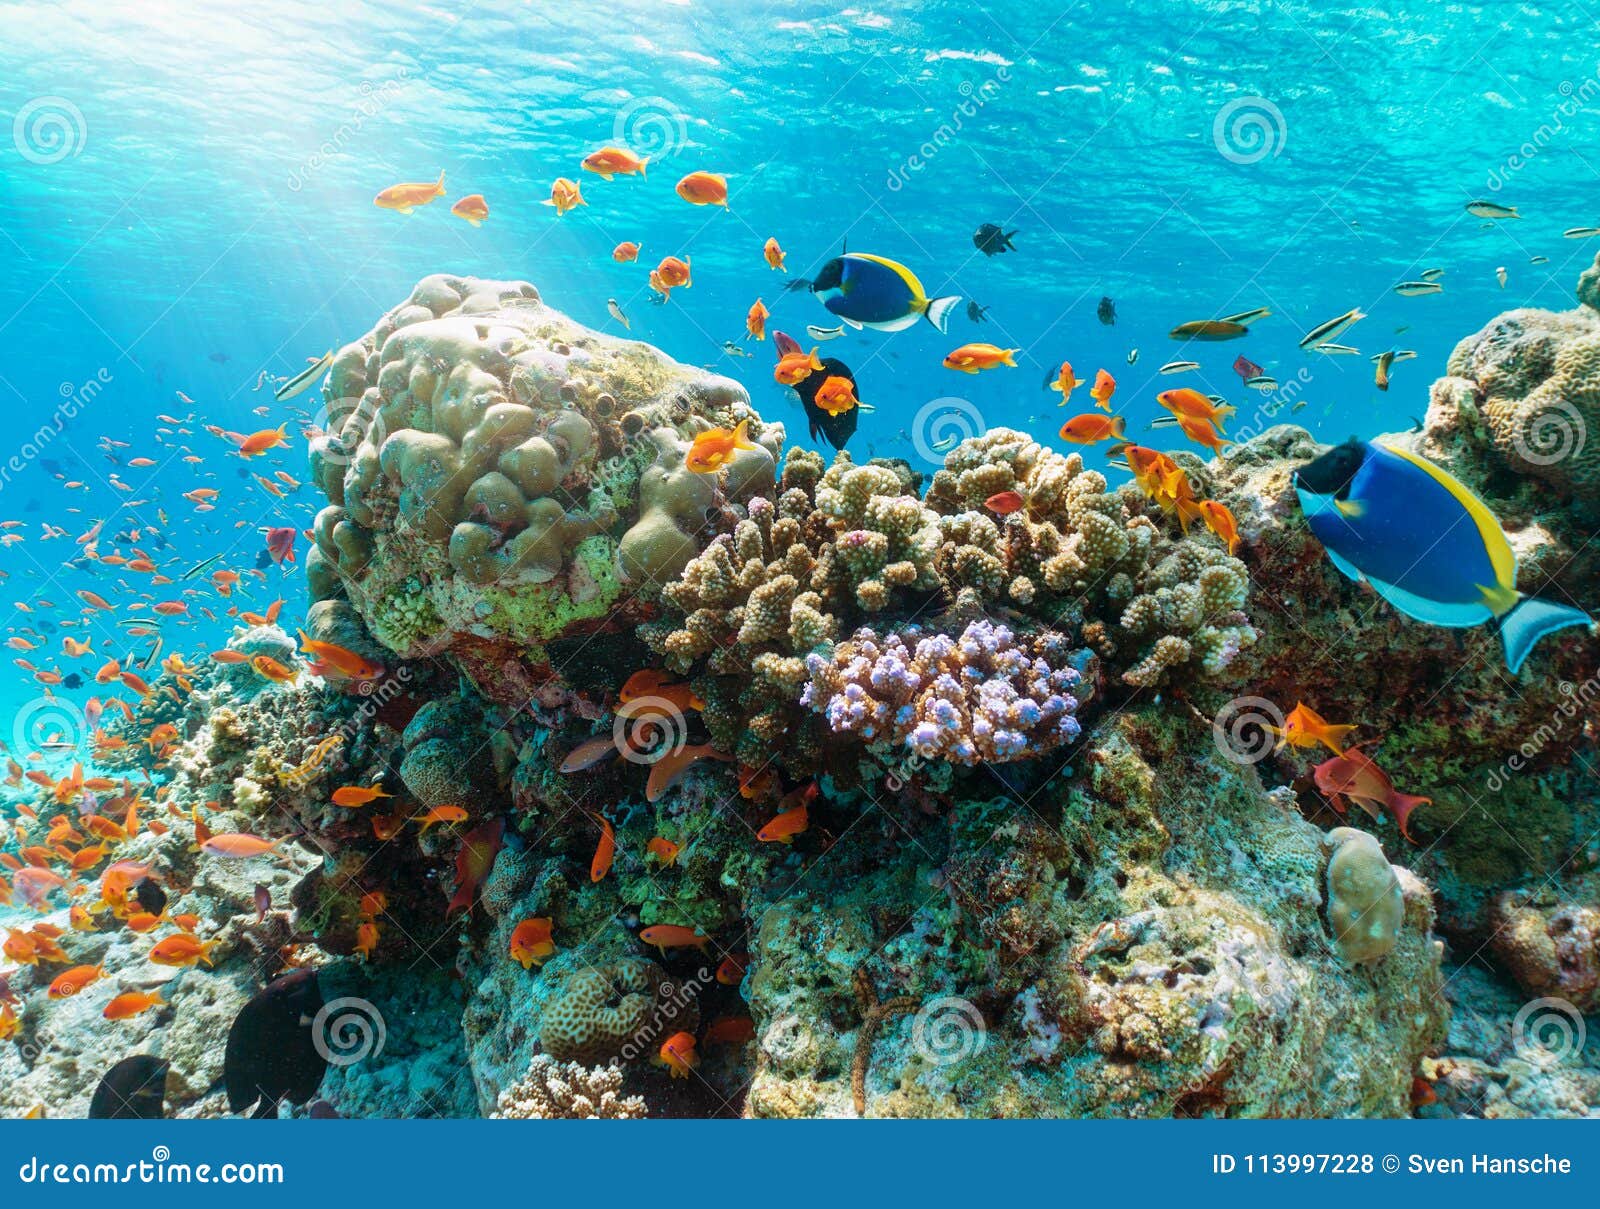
435;170;446;195
923;295;961;334
1001;349;1018;367
1110;417;1127;439
1217;404;1237;419
1496;594;1593;674
1388;792;1430;842
733;419;756;450
638;157;648;178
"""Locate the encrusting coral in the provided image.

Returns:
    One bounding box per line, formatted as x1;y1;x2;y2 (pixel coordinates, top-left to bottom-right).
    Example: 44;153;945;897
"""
538;957;700;1065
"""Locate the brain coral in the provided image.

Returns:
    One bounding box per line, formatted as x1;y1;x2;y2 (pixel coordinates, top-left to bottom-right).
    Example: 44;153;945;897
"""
307;274;783;703
1444;268;1600;500
538;957;699;1064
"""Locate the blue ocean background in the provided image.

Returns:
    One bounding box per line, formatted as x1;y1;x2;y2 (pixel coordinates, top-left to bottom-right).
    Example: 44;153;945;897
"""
0;0;1597;775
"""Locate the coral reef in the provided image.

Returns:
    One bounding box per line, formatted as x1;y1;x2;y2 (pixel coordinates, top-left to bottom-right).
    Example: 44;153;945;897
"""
1324;827;1405;964
491;1055;647;1119
538;957;699;1065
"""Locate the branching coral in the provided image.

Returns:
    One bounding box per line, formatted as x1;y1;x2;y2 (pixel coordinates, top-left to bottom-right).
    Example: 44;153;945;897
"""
491;1055;646;1119
802;620;1085;764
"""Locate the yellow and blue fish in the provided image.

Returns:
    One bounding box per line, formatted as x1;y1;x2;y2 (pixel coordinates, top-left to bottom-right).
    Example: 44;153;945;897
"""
809;252;960;333
1296;440;1592;673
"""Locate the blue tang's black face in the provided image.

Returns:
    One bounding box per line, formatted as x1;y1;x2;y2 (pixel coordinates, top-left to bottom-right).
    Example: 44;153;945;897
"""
1295;441;1367;499
810;258;844;292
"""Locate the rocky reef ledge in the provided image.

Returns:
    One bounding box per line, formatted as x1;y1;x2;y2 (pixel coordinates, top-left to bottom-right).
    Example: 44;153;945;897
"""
6;268;1599;1120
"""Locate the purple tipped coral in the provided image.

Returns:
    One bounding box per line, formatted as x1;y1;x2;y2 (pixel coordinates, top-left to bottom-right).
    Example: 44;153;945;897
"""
801;619;1085;764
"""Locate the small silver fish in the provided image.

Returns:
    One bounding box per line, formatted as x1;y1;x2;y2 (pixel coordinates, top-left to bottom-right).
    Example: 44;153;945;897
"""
931;434;959;452
1531;255;1550;264
1562;226;1600;239
1291;401;1308;412
1394;281;1443;297
1158;359;1200;375
1126;348;1139;366
1299;308;1365;349
720;341;751;358
607;299;630;330
1313;343;1361;355
1219;306;1271;325
1496;266;1508;288
1420;268;1445;282
274;351;333;402
1245;375;1278;391
1466;200;1519;219
806;324;845;341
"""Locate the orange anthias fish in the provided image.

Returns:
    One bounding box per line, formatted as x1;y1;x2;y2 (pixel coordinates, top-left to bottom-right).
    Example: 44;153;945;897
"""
645;743;733;803
299;633;382;681
332;782;393;809
103;990;164;1021
685;421;758;474
1089;368;1116;410
46;964;104;1000
656;1030;699;1078
411;805;469;834
590;817;615;883
450;194;489;226
619;668;703;713
703;1016;756;1046
560;736;619;773
763;236;786;271
746;298;769;341
543;177;586;215
1157;387;1236;431
812;376;860;417
148;934;222;967
1313;746;1430;841
581;146;648;180
773;346;823;386
655;256;691;289
237;425;289;458
198;833;283;860
1050;360;1083;400
1169;412;1233;455
1059;414;1126;445
374;171;446;214
509;917;556;969
1197;499;1241;556
675;171;728;206
716;955;746;986
646;837;680;867
251;655;298;683
943;343;1018;373
612;241;641;263
446;819;503;916
639;924;710;954
355;921;379;961
1271;702;1356;756
984;490;1025;516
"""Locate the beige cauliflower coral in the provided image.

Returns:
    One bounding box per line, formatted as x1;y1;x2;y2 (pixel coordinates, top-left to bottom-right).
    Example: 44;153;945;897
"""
305;274;782;701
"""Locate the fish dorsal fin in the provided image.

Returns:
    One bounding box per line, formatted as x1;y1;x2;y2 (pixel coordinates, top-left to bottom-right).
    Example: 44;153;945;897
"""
849;252;925;304
1376;441;1516;591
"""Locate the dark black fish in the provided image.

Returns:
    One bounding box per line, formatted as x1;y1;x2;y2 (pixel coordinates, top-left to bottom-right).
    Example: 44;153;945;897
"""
1097;296;1117;325
60;673;83;690
254;549;273;570
967;301;990;324
89;1055;169;1119
783;277;813;293
1409;416;1425;432
210;352;230;364
794;357;859;452
133;878;167;916
973;222;1017;256
225;969;327;1119
307;1099;341;1119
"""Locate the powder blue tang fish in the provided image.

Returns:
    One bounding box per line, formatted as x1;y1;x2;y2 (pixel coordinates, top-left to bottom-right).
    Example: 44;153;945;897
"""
809;252;960;333
1295;439;1592;673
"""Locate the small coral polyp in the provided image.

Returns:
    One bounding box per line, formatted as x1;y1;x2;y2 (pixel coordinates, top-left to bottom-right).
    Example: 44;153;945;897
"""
305;274;781;698
802;620;1084;764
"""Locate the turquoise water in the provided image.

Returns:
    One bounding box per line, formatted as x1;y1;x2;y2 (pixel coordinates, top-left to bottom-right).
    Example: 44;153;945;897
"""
0;0;1597;740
